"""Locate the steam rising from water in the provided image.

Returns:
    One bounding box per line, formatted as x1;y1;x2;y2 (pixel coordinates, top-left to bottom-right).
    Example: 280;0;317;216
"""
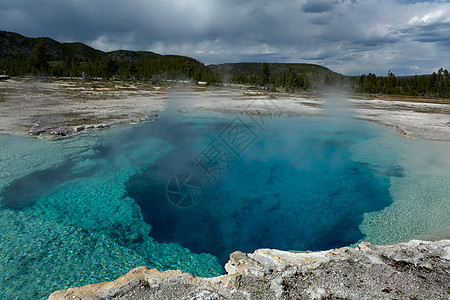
126;90;396;264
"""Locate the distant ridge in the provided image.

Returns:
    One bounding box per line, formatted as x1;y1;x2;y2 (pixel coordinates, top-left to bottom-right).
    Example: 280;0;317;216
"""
0;31;201;61
0;31;196;62
208;62;336;76
0;30;207;80
0;31;335;70
0;31;103;60
0;30;337;82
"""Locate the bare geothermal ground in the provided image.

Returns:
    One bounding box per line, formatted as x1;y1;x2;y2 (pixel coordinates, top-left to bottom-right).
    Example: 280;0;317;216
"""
351;95;450;141
0;78;449;141
0;78;165;138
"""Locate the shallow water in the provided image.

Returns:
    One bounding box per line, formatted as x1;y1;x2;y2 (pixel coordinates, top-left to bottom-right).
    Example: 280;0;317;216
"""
0;96;449;299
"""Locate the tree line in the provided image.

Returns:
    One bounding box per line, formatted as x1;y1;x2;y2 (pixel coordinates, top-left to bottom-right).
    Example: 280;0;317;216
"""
356;69;450;98
229;62;309;90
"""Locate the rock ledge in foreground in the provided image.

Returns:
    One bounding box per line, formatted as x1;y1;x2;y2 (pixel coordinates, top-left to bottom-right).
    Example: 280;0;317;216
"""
48;240;450;300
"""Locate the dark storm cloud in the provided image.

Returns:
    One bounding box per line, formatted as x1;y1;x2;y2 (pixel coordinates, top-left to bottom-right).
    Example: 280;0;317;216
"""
0;0;449;75
302;0;334;13
400;22;450;46
1;0;223;42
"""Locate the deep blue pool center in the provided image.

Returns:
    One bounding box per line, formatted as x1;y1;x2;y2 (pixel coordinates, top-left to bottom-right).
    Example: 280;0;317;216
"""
125;113;395;265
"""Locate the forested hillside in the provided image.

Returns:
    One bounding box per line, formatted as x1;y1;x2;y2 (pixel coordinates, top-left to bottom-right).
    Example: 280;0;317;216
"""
0;31;448;98
0;31;343;89
208;62;353;91
0;31;212;81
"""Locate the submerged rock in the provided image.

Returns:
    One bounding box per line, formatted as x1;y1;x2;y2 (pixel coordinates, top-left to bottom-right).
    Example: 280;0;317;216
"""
48;239;450;299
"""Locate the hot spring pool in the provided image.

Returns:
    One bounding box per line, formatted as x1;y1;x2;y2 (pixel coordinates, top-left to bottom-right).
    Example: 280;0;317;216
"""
0;100;449;299
125;115;394;265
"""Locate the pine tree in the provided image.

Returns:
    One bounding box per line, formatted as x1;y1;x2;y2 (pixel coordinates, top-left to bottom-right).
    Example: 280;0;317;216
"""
100;56;118;79
31;41;49;76
260;62;270;86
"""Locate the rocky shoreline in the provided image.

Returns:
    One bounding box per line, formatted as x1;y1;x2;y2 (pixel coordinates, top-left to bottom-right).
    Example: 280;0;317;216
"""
48;240;450;300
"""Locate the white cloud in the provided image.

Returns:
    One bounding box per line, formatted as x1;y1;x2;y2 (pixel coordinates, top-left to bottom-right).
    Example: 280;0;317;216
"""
408;5;450;25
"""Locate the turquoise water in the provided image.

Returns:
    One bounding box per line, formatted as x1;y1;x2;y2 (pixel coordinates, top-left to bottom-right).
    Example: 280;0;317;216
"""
0;100;449;299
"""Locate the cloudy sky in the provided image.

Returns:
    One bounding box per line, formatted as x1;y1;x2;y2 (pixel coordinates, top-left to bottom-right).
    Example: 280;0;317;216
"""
1;0;449;75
